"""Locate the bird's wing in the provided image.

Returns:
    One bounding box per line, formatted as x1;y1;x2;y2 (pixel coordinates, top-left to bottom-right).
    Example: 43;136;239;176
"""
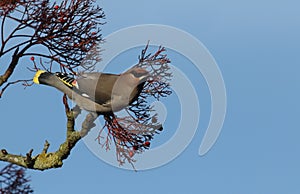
76;73;119;105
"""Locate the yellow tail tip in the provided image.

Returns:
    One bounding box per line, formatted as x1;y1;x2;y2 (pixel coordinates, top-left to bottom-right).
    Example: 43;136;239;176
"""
33;70;46;84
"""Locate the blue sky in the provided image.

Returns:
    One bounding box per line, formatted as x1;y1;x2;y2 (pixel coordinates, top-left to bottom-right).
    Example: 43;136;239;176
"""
1;0;300;193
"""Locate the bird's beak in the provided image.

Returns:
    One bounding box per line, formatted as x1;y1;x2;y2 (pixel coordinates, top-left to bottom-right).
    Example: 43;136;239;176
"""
33;70;46;84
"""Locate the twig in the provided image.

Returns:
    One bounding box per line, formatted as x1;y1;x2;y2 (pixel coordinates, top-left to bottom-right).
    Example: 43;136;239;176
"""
0;79;32;98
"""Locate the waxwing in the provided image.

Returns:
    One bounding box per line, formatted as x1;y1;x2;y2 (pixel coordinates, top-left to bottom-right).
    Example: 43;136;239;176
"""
33;68;149;114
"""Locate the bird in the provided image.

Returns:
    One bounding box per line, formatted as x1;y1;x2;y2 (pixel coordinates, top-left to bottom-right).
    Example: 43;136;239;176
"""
33;68;149;114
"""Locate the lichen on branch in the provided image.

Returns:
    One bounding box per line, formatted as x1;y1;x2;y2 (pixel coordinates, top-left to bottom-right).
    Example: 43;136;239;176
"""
0;101;98;170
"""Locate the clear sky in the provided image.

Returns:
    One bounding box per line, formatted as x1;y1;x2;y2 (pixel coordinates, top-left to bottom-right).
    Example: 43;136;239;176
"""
1;0;300;193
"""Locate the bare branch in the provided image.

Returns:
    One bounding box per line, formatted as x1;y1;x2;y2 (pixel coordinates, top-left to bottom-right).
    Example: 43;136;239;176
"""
0;0;105;90
0;47;20;87
0;78;32;98
0;163;33;193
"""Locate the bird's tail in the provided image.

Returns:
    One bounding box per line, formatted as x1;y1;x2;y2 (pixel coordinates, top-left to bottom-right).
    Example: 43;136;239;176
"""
33;70;46;84
33;70;77;88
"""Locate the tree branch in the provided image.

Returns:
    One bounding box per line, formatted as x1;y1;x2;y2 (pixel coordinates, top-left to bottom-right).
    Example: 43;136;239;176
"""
0;47;20;86
0;163;33;193
0;0;105;88
0;78;32;98
0;105;98;170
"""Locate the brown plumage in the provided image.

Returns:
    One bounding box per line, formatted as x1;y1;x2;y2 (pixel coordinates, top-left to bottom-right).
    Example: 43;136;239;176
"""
33;68;149;114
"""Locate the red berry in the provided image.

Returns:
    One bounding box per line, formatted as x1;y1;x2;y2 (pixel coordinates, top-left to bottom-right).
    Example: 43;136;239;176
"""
132;145;138;150
129;151;134;158
144;141;150;147
30;56;35;61
54;5;59;9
